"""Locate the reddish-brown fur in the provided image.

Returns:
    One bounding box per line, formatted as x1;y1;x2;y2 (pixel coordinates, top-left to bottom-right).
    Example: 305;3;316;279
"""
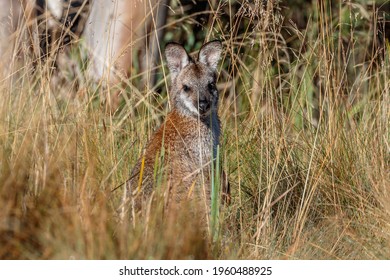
127;41;229;213
129;110;214;203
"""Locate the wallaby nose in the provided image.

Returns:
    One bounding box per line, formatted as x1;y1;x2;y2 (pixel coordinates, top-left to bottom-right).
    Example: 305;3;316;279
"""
198;99;210;113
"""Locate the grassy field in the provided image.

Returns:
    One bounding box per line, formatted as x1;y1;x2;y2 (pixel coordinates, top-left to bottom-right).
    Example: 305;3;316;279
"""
0;0;389;259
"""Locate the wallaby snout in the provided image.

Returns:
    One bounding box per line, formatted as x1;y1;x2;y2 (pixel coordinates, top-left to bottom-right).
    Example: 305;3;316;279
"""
198;98;210;115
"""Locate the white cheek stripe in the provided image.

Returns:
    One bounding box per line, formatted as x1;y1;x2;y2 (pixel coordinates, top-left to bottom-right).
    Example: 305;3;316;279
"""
180;95;199;115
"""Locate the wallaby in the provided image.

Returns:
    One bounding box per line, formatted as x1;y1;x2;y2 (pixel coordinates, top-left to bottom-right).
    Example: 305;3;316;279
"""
127;40;229;212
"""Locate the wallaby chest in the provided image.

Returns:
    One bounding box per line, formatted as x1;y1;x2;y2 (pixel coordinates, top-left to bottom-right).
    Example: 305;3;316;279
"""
156;110;218;169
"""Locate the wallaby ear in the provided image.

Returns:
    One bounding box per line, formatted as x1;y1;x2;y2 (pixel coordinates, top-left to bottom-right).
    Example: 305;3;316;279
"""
165;43;190;81
198;40;222;71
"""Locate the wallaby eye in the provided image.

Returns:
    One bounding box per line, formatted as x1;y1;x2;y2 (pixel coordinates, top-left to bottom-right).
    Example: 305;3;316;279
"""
208;82;216;91
183;84;190;92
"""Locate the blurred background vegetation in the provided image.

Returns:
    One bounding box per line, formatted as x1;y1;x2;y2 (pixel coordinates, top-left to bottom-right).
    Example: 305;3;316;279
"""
0;0;389;259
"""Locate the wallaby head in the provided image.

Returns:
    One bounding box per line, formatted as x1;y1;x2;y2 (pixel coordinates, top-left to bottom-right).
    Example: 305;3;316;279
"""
165;41;222;121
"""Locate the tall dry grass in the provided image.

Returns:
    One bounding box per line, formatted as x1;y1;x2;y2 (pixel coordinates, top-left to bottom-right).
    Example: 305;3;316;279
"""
0;0;389;259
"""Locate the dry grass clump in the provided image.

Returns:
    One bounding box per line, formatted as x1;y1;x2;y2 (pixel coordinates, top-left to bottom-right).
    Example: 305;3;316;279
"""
0;0;389;259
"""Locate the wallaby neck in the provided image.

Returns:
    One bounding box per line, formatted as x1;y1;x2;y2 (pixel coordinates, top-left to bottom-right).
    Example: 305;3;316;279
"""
203;109;220;159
